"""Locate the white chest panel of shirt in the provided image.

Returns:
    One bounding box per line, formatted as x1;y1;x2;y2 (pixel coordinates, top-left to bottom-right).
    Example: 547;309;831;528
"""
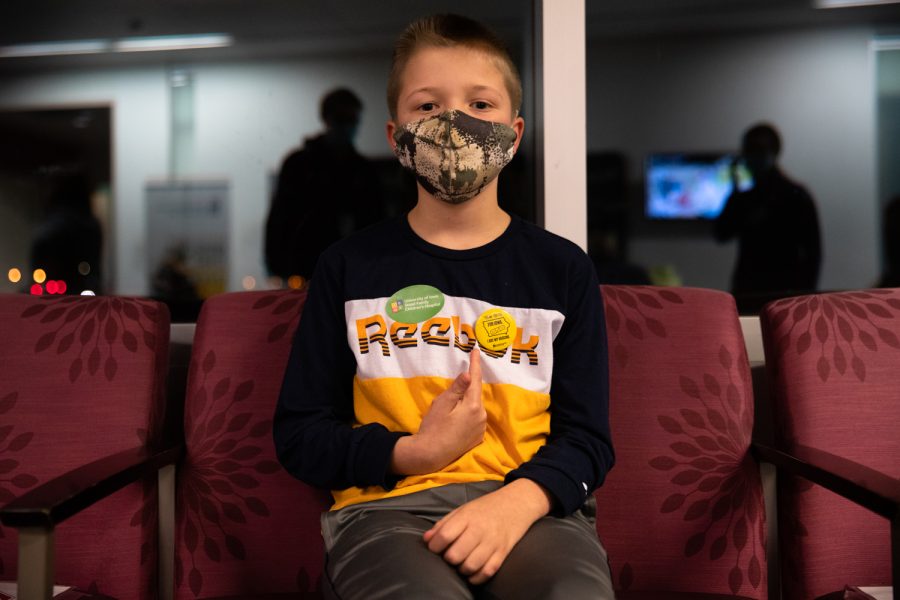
345;294;564;395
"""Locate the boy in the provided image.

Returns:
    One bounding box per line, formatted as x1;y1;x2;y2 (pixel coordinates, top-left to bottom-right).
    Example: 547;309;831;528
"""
274;14;615;599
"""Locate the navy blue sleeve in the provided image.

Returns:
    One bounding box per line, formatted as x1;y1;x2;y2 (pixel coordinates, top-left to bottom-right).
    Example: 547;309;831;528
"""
273;249;407;491
505;253;615;516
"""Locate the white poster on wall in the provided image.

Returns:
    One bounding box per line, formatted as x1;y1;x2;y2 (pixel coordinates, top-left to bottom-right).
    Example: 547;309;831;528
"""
145;180;228;299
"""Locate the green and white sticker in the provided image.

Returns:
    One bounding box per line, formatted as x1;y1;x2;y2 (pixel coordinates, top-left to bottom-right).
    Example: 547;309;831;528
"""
385;285;445;324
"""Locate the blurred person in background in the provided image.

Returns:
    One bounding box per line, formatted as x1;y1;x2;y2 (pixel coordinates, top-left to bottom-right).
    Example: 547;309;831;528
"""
150;243;203;321
715;123;821;298
265;87;386;285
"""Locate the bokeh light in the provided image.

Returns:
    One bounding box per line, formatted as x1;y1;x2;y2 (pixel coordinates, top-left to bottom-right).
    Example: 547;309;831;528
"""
33;268;47;284
242;275;257;290
58;280;67;294
80;290;96;296
78;262;91;276
30;284;43;295
7;268;21;283
287;275;305;290
46;280;59;294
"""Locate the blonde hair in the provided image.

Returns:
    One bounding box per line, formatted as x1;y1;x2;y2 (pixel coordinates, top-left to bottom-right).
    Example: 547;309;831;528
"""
387;14;523;120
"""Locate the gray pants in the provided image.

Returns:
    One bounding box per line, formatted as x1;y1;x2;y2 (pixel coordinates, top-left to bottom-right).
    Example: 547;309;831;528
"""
321;481;615;600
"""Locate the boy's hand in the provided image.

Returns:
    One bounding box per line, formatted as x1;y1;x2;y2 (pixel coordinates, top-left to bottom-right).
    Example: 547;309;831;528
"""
390;350;485;475
423;479;553;585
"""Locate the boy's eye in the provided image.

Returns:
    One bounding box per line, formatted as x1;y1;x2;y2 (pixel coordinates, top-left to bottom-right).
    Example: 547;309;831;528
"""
418;102;437;112
471;101;491;110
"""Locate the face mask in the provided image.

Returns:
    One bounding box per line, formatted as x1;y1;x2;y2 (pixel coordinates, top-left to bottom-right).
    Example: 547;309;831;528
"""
392;110;517;204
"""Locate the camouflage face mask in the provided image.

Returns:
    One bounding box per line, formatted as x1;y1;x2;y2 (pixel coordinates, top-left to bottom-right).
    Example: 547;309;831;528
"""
392;110;518;204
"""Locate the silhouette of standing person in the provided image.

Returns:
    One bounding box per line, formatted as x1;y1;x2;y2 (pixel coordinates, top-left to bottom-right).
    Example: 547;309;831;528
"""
715;123;821;297
265;88;385;285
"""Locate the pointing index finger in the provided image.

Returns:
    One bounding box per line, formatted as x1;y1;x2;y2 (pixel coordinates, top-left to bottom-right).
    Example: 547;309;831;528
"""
469;347;481;378
465;349;483;404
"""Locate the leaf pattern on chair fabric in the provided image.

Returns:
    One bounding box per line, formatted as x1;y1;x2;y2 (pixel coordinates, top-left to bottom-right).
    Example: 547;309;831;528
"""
0;391;40;576
21;296;165;582
255;290;320;595
175;349;283;598
763;291;898;596
249;291;307;343
602;286;684;369
648;345;765;595
768;290;900;382
616;562;634;591
20;296;163;383
129;428;161;577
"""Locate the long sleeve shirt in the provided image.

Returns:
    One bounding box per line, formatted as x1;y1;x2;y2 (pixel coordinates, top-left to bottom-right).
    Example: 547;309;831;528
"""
273;214;614;516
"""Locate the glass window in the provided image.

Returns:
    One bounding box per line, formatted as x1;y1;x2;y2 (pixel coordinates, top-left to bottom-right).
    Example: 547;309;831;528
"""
586;1;900;312
0;1;535;320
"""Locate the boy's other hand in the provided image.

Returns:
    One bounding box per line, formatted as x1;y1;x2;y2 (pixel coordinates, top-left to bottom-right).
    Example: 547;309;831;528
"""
390;350;486;475
423;479;553;584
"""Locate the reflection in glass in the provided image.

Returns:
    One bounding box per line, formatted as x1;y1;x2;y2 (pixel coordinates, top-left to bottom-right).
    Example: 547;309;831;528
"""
0;107;111;296
586;1;900;305
0;1;533;315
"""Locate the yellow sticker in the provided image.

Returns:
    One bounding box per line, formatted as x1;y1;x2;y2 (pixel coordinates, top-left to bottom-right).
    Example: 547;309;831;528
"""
475;307;516;352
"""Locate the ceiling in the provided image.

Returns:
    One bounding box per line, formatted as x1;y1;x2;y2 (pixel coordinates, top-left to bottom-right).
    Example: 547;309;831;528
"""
0;0;527;63
0;0;898;71
588;0;900;37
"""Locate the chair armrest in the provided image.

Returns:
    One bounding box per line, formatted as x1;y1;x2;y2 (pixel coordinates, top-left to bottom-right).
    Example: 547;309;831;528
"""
0;443;184;529
752;441;900;519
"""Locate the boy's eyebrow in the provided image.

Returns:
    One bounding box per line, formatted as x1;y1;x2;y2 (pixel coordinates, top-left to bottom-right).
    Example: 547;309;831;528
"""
405;87;441;99
405;84;502;100
469;85;502;94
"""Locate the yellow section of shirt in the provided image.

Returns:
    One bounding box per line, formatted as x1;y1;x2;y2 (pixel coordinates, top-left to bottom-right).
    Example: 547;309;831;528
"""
330;375;550;510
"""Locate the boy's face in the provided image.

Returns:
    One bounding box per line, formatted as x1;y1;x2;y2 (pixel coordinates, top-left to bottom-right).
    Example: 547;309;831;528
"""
386;45;524;153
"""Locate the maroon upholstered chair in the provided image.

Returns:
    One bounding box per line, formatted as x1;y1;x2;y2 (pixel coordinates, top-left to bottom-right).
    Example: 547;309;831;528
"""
598;285;767;599
0;294;172;599
173;290;329;599
760;290;900;599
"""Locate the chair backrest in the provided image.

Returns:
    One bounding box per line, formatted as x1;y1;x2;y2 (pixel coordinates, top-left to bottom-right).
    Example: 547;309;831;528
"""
0;294;170;599
760;289;900;597
174;290;330;599
596;285;767;598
